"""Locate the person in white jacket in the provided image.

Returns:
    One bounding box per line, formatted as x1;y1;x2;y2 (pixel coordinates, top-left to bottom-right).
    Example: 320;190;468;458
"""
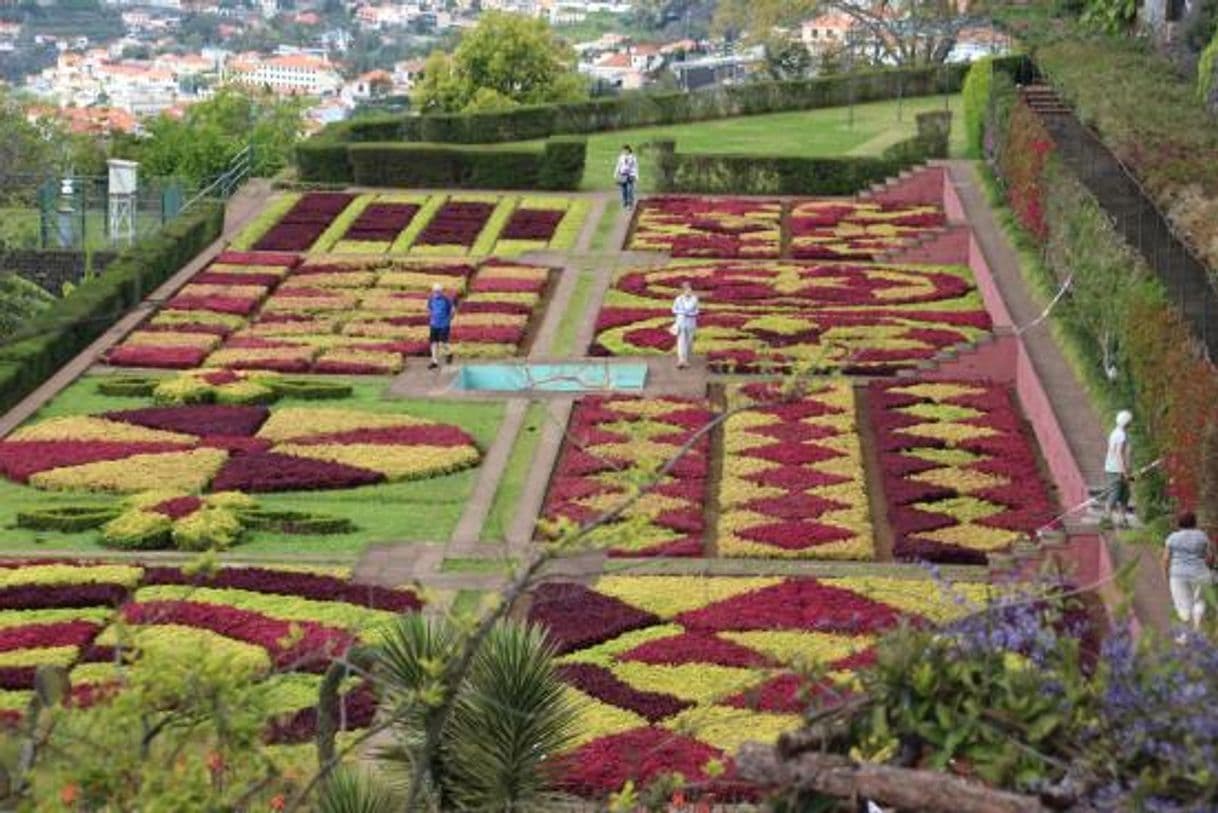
671;281;699;369
614;145;639;209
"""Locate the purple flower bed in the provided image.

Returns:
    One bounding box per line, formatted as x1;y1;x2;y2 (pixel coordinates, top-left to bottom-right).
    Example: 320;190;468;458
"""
343;203;419;242
527;582;659;654
266;681;378;744
557;662;691;721
141;565;423;611
0;583;130;611
500;208;564;241
414;202;494;247
209;452;384;493
104;405;270;438
255;193;355;252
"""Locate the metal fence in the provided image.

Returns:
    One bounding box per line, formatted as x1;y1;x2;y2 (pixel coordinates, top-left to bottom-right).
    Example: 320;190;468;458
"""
1029;69;1218;362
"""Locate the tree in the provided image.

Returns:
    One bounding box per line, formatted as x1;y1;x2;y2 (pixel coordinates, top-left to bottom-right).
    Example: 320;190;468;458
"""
125;88;304;184
762;32;814;79
713;0;818;39
415;11;587;114
820;0;974;66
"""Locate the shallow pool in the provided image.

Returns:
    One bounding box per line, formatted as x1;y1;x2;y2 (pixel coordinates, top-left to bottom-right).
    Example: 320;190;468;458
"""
452;363;648;392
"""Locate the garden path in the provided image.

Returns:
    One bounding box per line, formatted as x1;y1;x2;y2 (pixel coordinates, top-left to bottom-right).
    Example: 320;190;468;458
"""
940;160;1172;634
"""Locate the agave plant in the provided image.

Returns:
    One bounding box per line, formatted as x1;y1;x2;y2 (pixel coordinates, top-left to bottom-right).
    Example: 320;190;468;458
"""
317;768;401;813
366;614;578;811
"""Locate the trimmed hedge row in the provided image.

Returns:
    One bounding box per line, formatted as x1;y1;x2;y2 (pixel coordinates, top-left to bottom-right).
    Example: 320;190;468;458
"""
0;203;224;414
654;110;952;195
300;136;587;188
337;63;975;144
307;57;1027;150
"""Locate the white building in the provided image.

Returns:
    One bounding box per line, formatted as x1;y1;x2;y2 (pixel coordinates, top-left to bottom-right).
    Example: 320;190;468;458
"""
225;53;343;96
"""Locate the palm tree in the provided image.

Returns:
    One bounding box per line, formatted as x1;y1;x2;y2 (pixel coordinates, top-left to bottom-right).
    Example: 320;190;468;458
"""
335;614;578;811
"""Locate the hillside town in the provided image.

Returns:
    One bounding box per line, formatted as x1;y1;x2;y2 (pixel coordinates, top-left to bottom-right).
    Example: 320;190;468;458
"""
0;0;1010;136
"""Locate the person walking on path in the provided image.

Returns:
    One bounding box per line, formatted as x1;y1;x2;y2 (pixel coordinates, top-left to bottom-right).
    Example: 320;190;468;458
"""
427;283;455;370
615;145;639;210
1161;511;1214;634
1104;410;1134;528
671;281;699;370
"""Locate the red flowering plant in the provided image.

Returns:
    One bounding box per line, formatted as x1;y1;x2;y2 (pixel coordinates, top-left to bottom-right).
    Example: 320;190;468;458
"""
254;192;355;252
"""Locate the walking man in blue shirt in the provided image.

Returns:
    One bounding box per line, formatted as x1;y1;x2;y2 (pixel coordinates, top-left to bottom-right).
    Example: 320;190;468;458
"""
427;283;455;370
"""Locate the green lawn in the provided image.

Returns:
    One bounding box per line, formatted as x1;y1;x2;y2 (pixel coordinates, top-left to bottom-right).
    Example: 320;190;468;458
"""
0;373;505;558
481;401;547;542
507;94;964;192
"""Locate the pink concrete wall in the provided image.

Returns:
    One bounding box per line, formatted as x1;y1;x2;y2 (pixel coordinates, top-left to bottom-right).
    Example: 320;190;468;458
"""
1015;340;1091;510
941;169;968;225
968;233;1015;329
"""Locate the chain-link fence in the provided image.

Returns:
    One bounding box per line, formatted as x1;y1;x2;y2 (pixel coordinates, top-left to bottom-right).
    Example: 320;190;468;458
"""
0;173;191;252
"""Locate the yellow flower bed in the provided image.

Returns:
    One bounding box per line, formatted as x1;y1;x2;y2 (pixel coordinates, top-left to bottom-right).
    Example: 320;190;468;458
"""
0;565;144;589
30;448;228;494
258;407;428;442
277;442;479;481
10;416;194;444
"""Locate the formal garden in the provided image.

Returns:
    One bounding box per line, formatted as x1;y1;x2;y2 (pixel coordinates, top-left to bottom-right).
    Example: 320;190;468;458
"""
3;12;1218;807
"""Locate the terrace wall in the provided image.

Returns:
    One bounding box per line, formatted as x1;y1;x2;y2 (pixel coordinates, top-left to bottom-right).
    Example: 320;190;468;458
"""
5;249;119;294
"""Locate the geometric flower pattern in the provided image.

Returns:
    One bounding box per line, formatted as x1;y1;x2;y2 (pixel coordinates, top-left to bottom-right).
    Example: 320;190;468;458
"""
868;380;1058;564
591;259;992;374
0;405;481;494
0;561;420;747
539;396;715;557
528;574;988;799
628;197;782;258
717;382;873;560
788;200;945;260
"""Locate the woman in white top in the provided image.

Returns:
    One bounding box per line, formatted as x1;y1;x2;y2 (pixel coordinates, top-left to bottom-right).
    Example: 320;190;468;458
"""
1160;511;1213;633
1104;410;1133;528
671;281;699;369
614;145;639;210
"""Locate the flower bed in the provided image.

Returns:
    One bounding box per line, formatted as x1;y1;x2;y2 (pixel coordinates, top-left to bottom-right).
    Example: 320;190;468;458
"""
717;382;873;560
592;259;991;373
492;196;592;255
0;561;419;745
868;380;1058;564
629;197;782;258
527;574;988;799
539;396;715;557
106;252;299;371
253;192;355;252
789;201;946;260
0;404;481;498
412;200;495;253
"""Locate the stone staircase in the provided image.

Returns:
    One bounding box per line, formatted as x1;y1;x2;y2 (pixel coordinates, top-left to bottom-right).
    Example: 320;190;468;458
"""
1019;83;1073;116
859;164;948;207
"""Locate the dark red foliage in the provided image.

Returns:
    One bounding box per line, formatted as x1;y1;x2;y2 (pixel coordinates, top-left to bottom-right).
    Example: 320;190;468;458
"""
216;251;301;267
0;583;130;611
527;582;659;654
676;579;908;635
343;203;418;242
255;193;355;252
293;425;477;448
209;452;384;493
266;681;378;743
104;404;270;438
0;666;36;690
500;208;563;241
0;620;102;653
617;631;771;668
151;496;204;519
106;344;211;369
140;566;423;612
414;201;493;247
556;663;691;721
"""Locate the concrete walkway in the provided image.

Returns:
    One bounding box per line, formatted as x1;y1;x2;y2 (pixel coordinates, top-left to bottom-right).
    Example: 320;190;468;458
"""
943;160;1172;634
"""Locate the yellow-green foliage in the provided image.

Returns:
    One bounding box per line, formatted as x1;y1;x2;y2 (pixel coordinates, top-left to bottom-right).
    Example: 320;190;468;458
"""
229;193;300;250
962;57;992;159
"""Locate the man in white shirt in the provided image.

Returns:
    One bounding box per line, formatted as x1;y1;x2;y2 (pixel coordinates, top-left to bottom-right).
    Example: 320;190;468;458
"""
614;145;638;210
1104;409;1133;528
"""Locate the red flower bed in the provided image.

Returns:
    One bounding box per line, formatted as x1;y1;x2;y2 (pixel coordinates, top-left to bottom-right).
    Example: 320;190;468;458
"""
0;441;191;483
192;271;283;287
414;201;493;247
164;295;263;315
122;600;353;669
555;727;743;799
540;397;713;558
0;620;102;653
106;345;212;368
209;452;384;493
343;203;419;242
151;495;205;519
295;425;476;447
255;193;355;252
266;681;378;744
676;580;904;635
868;379;1058;564
501;208;563;241
216;251;301;267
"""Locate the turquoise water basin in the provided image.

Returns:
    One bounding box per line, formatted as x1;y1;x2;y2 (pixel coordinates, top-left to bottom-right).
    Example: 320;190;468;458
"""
452;363;647;392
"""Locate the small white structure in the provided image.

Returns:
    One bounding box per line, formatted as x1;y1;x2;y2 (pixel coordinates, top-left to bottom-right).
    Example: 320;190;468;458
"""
108;158;139;245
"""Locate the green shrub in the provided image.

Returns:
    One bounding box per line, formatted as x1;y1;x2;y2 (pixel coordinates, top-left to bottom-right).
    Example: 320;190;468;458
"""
0;203;223;414
962;58;993;158
101;510;172;550
172;507;242;551
337;136;587;189
17;505;120;532
662;153;904;195
295;140;352;184
270;378;353;400
1199;27;1218;105
234;508;354;534
0;274;56;343
96;376;158;397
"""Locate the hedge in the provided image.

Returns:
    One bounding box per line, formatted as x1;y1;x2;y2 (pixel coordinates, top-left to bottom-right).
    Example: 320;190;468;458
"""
985;60;1218;520
308;136;587;189
654;110;952;195
0;202;224;414
307;57;1026;149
